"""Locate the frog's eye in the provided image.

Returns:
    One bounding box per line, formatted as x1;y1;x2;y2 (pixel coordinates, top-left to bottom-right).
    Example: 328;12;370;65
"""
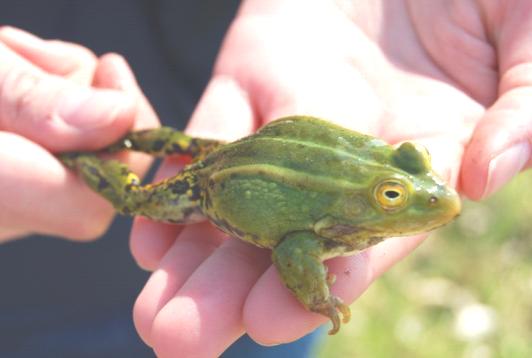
374;180;408;211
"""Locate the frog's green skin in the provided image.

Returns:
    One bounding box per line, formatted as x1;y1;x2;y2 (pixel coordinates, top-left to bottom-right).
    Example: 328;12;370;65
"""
60;116;461;334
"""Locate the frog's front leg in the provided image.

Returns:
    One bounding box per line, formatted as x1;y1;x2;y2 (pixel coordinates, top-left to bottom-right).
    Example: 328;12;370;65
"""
60;153;204;223
272;231;351;335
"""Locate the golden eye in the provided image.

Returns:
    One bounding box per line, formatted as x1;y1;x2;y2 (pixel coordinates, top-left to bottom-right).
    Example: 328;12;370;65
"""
374;180;408;211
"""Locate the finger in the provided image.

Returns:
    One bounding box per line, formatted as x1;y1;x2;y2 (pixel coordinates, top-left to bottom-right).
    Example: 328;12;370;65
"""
0;43;137;152
461;9;532;199
461;79;532;199
244;234;426;345
130;218;180;271
94;53;160;131
0;131;114;240
150;237;271;358
186;75;255;140
260;74;383;135
133;224;223;345
0;26;97;84
93;53;159;178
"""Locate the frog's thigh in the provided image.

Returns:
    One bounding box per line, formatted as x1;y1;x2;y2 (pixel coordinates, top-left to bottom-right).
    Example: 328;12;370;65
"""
61;153;142;209
272;231;351;335
62;153;202;223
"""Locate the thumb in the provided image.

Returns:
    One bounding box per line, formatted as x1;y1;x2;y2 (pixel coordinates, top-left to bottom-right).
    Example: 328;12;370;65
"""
460;86;532;199
462;8;532;200
0;42;136;152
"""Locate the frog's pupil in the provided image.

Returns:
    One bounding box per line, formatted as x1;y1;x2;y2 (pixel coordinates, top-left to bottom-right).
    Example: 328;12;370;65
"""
384;190;400;199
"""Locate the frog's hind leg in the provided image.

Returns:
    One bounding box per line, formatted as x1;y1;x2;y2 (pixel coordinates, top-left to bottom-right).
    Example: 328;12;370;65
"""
60;153;204;223
106;127;223;160
272;231;351;335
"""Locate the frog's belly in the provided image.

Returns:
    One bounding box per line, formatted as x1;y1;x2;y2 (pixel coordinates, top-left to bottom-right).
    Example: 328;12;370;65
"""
203;176;334;248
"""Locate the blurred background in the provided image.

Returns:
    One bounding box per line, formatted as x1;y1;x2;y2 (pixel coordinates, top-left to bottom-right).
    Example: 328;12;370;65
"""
317;171;532;357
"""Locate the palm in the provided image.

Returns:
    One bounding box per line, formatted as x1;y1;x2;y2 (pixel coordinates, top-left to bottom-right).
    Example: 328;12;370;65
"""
132;2;530;357
215;1;488;183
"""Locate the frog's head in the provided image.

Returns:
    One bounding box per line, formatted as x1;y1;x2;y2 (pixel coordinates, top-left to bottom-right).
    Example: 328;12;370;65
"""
316;142;461;241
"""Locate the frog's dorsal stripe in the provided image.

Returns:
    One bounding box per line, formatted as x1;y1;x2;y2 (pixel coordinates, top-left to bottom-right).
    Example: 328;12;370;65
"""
209;163;378;192
241;136;392;166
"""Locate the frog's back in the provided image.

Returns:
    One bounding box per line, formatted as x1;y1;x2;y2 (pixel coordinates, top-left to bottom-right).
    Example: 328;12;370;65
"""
201;116;394;178
254;116;386;156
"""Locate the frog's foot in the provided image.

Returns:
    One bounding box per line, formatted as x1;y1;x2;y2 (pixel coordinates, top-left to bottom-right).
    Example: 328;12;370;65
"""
310;296;351;335
272;231;350;335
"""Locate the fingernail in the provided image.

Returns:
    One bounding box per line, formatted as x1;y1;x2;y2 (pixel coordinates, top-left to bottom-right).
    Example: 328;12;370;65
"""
58;89;135;129
484;142;530;198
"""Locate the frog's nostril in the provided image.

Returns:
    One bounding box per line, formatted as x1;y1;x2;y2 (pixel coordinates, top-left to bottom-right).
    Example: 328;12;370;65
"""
428;196;438;205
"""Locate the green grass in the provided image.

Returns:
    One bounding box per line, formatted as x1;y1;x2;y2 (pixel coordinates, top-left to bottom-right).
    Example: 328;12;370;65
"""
317;171;532;358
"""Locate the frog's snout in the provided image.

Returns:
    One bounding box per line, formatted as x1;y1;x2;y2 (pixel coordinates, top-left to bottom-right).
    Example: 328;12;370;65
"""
432;186;461;222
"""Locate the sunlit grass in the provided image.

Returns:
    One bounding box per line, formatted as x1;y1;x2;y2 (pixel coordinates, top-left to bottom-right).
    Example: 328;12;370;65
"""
317;171;532;358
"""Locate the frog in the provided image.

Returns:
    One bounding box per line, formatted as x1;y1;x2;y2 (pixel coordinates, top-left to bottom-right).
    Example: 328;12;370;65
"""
59;115;461;334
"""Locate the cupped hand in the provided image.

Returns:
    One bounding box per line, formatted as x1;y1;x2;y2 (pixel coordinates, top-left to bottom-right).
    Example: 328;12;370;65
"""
0;27;158;241
131;1;531;357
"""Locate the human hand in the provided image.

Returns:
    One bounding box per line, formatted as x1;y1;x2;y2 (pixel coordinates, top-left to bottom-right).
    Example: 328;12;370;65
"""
0;27;158;241
131;1;531;357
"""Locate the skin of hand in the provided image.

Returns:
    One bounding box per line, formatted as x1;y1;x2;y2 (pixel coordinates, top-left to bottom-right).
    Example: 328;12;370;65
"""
0;27;159;241
129;0;531;357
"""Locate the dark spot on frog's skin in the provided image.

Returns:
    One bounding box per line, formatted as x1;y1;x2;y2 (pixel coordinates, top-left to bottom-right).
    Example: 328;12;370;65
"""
171;143;185;154
88;166;99;176
170;180;190;194
208;179;215;189
97;178;110;190
151;140;165;152
189;184;202;201
188;139;201;154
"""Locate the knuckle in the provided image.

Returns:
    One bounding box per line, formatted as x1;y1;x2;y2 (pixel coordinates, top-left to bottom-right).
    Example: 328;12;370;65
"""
0;67;43;126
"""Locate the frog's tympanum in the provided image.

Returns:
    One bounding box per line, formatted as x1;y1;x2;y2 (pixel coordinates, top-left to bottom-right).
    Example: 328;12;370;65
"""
60;116;461;334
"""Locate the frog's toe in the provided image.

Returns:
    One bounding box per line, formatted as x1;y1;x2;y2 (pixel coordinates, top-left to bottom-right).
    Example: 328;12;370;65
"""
311;296;351;335
336;297;351;324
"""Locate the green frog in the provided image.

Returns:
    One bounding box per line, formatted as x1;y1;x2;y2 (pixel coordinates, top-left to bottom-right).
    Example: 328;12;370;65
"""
60;116;461;334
